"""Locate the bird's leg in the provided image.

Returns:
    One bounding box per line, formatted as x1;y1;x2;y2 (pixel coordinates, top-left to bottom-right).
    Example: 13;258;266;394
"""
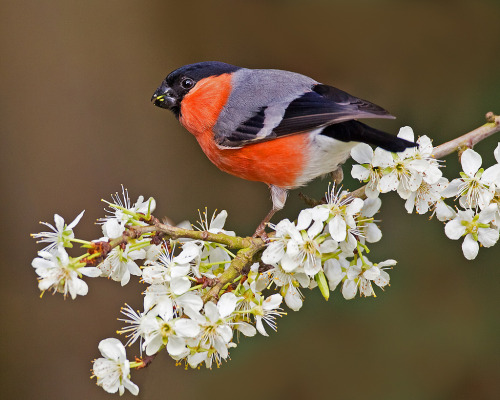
253;185;288;239
253;209;278;240
330;166;344;186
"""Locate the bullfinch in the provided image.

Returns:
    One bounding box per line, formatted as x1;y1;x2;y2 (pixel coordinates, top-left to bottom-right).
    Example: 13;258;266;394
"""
151;61;416;235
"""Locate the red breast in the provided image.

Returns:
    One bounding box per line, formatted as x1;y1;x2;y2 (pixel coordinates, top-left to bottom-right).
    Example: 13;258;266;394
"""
179;74;309;189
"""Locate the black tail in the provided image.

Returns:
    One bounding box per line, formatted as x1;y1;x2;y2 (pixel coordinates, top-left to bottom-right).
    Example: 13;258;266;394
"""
321;120;417;152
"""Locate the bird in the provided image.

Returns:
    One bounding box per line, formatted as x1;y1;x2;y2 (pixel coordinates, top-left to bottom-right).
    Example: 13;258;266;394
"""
151;61;416;236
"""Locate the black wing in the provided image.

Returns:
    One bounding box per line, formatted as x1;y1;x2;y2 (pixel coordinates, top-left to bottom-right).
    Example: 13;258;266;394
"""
273;84;394;136
216;84;394;148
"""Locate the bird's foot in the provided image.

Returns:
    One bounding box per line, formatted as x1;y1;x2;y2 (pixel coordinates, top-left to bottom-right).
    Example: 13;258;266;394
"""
252;223;269;242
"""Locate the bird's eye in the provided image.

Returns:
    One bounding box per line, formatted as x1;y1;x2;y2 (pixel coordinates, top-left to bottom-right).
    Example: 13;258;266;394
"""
181;78;194;89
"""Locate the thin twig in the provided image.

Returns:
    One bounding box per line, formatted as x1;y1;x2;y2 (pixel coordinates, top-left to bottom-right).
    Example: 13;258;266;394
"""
432;112;500;159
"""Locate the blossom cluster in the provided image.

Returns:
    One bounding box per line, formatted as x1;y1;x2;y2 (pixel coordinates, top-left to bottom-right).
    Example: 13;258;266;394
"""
351;128;500;259
30;126;499;396
31;190;289;395
262;186;395;309
31;182;395;396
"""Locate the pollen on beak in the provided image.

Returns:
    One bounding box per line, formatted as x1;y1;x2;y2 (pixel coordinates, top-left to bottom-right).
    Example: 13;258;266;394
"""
151;93;165;102
151;86;178;110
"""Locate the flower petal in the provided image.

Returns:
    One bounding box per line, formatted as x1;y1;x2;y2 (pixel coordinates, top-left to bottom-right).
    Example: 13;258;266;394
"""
216;325;233;344
363;266;380;280
262;241;285;264
462;234;479;260
98;338;126;361
171;276;191;295
328;215;347;242
342;279;358;300
68;210;85;229
296;209;313;231
372;147;394;167
236;322;257;337
361;198;381;217
491;142;500;163
263;293;282;310
79;266;101;277
374;270;390;287
435;200;456;221
351;164;370;181
346;198;364;215
440;179;461;198
123;378;139;396
319;239;338;253
303;256;322;276
217;292;237;318
477;228;499;248
307;220;324;238
323;259;345;290
445;219;466;240
379;172;399;193
178;292;203;313
351;143;374;163
280;253;300;272
482;164;500;186
204;302;220;323
255;317;268;336
284;285;303;311
461;149;482;177
397;126;415;142
365;223;382;243
166;336;188;357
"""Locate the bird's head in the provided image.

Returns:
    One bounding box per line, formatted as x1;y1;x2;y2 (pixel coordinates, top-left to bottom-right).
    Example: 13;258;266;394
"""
151;61;240;117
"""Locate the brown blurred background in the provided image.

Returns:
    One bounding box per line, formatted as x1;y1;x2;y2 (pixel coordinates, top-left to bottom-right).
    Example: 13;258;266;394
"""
1;1;499;399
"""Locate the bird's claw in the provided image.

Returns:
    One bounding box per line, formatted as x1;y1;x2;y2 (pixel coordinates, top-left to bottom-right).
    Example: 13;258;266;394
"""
252;223;270;243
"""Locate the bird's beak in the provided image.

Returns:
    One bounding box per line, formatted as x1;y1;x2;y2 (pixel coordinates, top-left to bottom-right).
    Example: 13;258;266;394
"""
151;83;178;110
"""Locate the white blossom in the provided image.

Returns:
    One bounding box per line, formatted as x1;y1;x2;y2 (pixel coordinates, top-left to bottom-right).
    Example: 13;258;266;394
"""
141;299;200;357
196;209;235;236
444;204;499;260
322;185;363;243
379;127;442;199
98;244;145;286
187;293;238;368
261;219;297;265
433;199;457;222
31;247;100;299
351;144;394;198
356;197;383;244
342;258;395;299
399;133;442;185
258;263;309;311
117;304;150;349
405;177;449;214
252;294;284;336
323;256;349;291
443;148;497;210
144;243;162;262
283;211;335;276
142;244;198;295
92;338;139;396
31;210;85;252
143;283;203;317
100;186;156;239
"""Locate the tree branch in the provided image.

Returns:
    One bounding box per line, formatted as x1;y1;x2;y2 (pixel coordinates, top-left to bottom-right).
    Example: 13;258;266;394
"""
91;112;499;304
432;112;500;159
95;216;266;304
